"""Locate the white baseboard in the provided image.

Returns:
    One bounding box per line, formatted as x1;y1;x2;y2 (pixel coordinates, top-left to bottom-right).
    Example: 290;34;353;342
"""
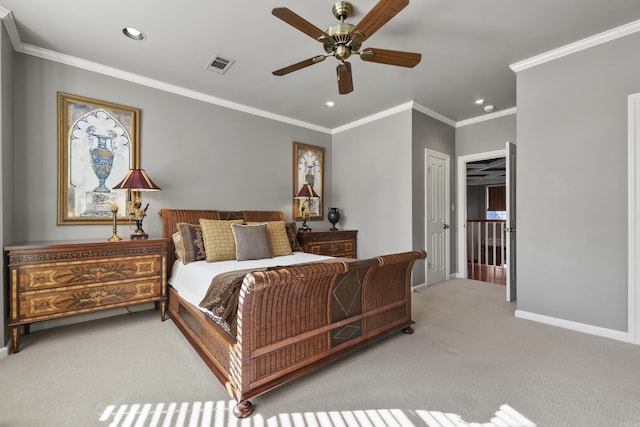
515;309;633;344
412;283;428;292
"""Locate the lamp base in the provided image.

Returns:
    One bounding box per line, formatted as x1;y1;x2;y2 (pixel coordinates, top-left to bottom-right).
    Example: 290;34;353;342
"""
299;218;311;232
130;230;148;240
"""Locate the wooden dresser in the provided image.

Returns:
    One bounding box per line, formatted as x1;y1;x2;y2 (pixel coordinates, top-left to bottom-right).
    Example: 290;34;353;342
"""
5;238;169;353
297;230;358;258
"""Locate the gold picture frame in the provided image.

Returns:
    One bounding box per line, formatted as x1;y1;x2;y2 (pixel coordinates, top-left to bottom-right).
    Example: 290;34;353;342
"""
293;141;324;221
57;92;140;225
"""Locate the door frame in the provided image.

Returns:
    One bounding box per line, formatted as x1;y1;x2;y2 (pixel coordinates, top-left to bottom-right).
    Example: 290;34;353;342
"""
425;149;450;285
627;93;640;344
456;148;506;278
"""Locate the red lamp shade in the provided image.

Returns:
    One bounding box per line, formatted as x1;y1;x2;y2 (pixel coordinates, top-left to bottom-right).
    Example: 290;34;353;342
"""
112;169;161;191
294;183;319;199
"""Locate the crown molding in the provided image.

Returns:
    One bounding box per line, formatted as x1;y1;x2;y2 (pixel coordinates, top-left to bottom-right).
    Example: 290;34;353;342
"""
332;101;457;134
16;42;333;134
412;102;457;127
510;19;640;72
456;107;517;128
332;102;414;134
0;7;24;52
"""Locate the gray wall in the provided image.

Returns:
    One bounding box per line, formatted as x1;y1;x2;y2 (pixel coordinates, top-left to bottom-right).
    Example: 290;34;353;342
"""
1;22;14;350
12;54;332;243
517;32;640;331
332;111;414;263
456;114;516;156
411;110;456;283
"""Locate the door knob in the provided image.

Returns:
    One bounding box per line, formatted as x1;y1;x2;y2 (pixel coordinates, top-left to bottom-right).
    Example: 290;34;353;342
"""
443;224;450;229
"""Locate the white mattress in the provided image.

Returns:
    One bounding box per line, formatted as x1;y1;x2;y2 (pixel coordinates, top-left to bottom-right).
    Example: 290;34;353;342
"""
168;252;332;311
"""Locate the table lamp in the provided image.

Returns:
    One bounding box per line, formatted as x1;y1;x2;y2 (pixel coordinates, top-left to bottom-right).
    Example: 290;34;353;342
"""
113;168;161;239
294;183;319;231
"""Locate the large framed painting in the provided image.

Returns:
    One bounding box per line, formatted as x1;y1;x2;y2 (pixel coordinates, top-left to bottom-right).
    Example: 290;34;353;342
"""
57;92;140;225
293;141;324;221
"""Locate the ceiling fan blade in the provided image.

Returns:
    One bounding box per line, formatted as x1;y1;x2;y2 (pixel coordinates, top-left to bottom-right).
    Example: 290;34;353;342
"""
349;0;409;44
359;48;421;67
272;8;334;44
273;56;326;76
337;62;353;95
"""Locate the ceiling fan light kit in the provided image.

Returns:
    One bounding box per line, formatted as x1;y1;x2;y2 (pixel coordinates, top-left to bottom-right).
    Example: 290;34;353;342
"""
272;0;421;95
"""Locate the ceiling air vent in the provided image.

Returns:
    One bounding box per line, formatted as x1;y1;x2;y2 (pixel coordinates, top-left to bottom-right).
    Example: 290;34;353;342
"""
205;54;234;74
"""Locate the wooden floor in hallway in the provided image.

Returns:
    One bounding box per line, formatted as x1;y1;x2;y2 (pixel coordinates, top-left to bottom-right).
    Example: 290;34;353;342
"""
467;263;506;286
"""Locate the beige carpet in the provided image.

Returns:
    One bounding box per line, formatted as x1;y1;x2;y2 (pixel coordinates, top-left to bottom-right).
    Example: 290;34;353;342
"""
1;279;639;426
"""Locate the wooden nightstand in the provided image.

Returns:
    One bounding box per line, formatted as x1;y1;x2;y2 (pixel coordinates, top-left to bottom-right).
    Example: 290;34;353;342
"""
297;230;358;258
5;238;169;353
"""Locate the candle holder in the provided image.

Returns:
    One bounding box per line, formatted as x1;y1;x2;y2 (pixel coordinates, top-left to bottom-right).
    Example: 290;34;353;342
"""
108;204;123;242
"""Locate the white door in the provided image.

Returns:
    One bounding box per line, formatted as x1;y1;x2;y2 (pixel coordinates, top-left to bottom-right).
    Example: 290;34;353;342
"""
506;142;517;301
426;150;450;286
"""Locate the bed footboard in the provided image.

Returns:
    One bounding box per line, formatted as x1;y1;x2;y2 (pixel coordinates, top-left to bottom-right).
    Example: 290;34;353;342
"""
231;250;426;416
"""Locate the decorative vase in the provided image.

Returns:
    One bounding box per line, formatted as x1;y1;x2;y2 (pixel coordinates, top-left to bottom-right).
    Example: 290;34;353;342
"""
328;207;340;230
90;134;114;193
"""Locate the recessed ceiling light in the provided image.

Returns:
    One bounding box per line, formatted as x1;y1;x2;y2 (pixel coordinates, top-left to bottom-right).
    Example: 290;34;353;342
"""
325;101;335;108
122;27;145;40
474;98;485;105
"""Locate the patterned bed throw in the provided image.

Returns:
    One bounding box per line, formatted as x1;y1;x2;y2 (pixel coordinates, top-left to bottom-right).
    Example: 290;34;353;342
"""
199;268;262;337
199;258;352;337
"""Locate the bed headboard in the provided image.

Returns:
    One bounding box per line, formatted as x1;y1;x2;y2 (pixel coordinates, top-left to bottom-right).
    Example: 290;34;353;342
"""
159;209;286;270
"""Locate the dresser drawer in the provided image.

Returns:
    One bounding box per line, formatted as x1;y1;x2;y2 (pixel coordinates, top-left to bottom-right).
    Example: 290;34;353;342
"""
18;279;162;321
16;255;161;292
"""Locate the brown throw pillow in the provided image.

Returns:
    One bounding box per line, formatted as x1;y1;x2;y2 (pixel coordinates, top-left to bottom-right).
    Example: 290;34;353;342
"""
285;222;302;252
231;223;273;261
177;223;206;264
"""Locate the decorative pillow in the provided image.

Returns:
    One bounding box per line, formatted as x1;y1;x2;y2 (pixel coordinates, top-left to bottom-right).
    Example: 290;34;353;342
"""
231;223;273;261
200;219;244;262
177;223;206;264
248;221;293;257
172;232;184;260
285;222;302;252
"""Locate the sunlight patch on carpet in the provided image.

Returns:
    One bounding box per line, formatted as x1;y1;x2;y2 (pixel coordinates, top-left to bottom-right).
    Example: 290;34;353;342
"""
99;401;536;426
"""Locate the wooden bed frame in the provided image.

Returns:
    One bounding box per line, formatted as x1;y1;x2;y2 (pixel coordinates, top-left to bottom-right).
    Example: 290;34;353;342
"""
160;209;426;418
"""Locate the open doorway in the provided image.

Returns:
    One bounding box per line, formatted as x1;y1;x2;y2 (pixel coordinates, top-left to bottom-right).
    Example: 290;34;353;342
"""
466;157;507;285
457;143;516;302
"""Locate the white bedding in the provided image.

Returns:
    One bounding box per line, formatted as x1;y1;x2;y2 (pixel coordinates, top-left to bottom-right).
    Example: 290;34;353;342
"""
168;252;333;311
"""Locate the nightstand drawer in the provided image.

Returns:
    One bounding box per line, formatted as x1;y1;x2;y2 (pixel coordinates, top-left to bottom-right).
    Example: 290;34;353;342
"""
305;240;354;257
297;230;358;258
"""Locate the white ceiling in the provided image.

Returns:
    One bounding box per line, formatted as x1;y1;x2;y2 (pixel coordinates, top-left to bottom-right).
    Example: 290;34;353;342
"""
2;1;640;131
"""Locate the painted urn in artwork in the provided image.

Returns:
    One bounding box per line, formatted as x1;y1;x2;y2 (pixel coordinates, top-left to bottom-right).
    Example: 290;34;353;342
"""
328;207;341;230
90;134;115;192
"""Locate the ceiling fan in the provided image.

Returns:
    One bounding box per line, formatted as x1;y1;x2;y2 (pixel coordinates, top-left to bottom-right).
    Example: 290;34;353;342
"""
272;0;421;95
